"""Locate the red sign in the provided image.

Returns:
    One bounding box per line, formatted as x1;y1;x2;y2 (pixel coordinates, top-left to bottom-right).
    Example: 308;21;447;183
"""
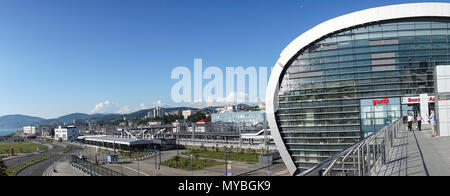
429;97;435;102
408;98;421;103
373;98;389;106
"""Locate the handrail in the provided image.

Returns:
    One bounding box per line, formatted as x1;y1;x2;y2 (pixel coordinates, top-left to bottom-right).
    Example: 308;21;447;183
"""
298;119;403;176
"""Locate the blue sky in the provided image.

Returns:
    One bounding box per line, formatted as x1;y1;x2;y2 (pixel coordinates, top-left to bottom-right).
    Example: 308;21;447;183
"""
0;0;445;118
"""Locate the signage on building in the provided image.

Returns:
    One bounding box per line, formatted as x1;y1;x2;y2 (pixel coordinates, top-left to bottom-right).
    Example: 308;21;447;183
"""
372;98;389;106
402;96;435;104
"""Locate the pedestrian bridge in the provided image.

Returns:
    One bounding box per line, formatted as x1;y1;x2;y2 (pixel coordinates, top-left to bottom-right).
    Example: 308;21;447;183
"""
372;125;450;176
298;121;450;176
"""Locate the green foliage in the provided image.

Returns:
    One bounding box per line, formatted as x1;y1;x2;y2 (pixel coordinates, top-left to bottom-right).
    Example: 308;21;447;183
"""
0;142;49;154
183;147;260;163
5;145;71;176
161;155;224;171
186;112;208;123
97;148;154;159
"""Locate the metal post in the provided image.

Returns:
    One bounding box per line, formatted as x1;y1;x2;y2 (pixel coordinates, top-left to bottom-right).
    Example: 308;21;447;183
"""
353;152;357;176
225;149;228;176
366;142;371;175
361;147;365;176
176;125;179;155
190;154;193;176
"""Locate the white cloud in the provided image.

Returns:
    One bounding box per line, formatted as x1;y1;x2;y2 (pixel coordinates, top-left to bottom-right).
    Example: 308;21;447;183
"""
90;101;151;115
116;105;132;114
153;100;168;108
140;103;150;110
90;100;115;114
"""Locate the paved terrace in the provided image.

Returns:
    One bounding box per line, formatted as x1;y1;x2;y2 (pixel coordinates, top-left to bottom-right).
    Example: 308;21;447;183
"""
372;124;450;176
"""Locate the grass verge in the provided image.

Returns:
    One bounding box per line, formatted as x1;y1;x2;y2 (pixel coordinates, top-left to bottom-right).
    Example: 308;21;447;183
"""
183;147;260;163
161;155;224;171
0;142;49;154
5;145;71;176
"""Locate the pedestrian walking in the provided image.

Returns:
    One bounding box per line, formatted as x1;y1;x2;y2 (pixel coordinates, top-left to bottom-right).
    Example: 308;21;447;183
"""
428;109;437;137
417;114;423;131
407;114;414;132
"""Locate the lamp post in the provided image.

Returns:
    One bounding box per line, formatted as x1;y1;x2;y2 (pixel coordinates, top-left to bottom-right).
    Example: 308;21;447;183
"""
224;148;228;176
190;154;193;176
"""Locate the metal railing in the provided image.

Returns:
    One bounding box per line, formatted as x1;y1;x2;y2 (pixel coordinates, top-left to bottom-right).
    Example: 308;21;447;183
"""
71;155;123;176
298;119;403;176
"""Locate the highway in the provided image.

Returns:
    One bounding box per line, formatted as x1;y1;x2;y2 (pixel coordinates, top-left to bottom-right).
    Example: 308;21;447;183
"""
4;141;64;168
17;145;82;176
3;139;82;176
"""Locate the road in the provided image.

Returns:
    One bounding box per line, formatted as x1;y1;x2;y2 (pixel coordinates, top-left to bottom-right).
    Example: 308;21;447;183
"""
2;139;83;176
17;145;83;176
4;140;64;168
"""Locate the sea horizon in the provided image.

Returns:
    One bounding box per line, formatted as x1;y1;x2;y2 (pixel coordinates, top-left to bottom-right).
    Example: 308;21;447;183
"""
0;129;17;137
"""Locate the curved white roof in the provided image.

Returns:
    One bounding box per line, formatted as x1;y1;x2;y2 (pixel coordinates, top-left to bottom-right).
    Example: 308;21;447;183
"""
266;2;450;175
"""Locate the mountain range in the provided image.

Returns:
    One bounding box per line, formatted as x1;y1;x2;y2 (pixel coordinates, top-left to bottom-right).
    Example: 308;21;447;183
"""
0;104;255;129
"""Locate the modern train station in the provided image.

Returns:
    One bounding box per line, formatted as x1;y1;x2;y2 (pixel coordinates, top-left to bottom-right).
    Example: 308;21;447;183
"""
266;3;450;175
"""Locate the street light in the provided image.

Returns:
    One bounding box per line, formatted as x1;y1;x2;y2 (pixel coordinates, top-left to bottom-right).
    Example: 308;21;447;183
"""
190;154;193;176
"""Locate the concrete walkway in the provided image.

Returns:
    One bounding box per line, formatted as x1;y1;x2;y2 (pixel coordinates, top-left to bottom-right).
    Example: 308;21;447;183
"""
44;161;85;176
372;124;450;176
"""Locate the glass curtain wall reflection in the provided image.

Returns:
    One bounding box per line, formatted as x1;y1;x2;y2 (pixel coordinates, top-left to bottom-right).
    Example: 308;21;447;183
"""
276;19;450;171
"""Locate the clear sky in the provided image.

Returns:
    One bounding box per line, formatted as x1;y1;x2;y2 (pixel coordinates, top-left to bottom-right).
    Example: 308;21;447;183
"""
0;0;445;118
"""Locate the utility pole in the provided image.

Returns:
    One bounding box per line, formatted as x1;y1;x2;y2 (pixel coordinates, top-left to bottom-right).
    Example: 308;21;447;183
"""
154;145;157;176
190;154;193;176
225;148;228;176
176;124;179;155
239;122;242;153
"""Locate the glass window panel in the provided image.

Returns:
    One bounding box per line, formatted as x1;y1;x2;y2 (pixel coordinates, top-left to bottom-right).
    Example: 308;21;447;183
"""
369;32;382;39
431;22;448;29
383;31;398;38
355;33;369;40
382;25;398;31
398;31;415;37
415;23;431;29
354;40;369;47
432;30;448;36
398;24;415;30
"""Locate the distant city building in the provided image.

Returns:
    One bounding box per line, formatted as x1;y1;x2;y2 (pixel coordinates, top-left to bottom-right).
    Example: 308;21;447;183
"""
216;105;244;113
194;119;211;133
148;120;163;126
212;111;266;126
55;125;79;141
172;120;187;133
153;107;165;118
182;109;198;119
23;126;38;135
146;110;154;119
40;126;52;137
73;119;83;126
170;110;180;116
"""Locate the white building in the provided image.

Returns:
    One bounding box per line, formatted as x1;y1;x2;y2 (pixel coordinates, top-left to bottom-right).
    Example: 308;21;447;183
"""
55;126;79;141
23;126;38;135
182;109;197;119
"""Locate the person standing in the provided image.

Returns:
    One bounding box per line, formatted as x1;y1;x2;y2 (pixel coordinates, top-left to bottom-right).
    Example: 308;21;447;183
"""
417;114;423;131
428;109;437;137
407;114;414;132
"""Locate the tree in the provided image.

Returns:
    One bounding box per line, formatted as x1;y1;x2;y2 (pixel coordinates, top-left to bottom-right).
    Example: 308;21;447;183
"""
187;112;207;123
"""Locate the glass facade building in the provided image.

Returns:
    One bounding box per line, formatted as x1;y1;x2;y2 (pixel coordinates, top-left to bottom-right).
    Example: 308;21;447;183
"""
266;3;450;175
211;111;266;126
